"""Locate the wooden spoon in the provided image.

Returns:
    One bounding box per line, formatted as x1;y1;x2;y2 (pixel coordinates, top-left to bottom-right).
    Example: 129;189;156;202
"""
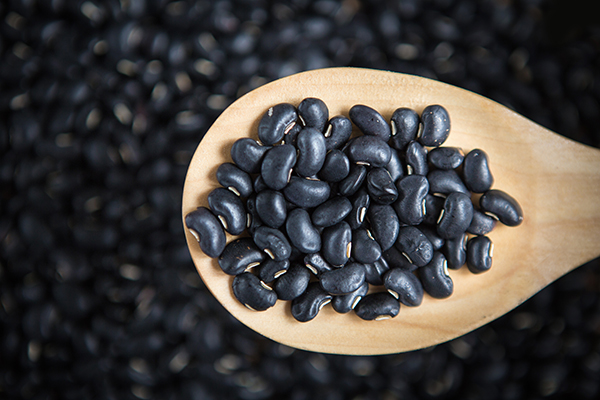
182;67;600;355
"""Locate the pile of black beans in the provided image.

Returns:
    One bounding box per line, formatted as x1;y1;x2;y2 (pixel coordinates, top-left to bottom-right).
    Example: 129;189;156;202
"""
186;99;523;322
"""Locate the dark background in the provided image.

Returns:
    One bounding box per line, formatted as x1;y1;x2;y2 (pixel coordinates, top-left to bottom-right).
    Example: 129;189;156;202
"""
1;0;599;399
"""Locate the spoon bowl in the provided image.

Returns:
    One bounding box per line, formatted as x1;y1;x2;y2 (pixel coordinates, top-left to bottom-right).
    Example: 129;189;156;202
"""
182;67;600;355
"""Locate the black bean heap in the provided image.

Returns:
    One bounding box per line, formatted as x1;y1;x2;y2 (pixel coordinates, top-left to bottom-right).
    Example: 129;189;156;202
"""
186;99;523;322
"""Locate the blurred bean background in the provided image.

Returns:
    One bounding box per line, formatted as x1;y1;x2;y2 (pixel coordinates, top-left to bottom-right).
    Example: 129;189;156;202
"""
0;0;599;399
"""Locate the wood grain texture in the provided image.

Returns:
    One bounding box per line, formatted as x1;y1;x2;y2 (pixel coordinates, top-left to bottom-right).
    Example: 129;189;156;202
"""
182;68;600;355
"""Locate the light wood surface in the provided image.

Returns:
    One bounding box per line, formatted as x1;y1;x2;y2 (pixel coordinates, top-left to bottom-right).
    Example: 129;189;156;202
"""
182;67;600;355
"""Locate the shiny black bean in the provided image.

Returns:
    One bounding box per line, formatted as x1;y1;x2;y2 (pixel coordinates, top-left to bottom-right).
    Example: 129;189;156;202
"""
463;149;494;193
419;252;453;299
347;187;370;229
253;226;292;261
261;144;297;190
257;259;290;283
274;263;311;301
324;116;352;151
420;225;445;251
298;98;328;132
303;253;333;276
428;169;469;195
395;226;434;267
394;175;429;225
419;105;450;147
291;282;332;322
437;192;474;239
385;148;404;183
332;282;369;313
405;141;428;176
479;189;523;226
286;208;321;254
256;190;287;229
364;257;390;285
383;246;418;271
423;194;445;225
283;176;330;208
354;292;400;320
231;138;271;174
207;188;246;235
216;163;253;197
349;104;391;142
338;164;367;197
319;262;366;295
232;272;277;311
428;147;464;170
185;207;226;258
352;228;382;264
318;150;350;182
283;120;302;147
218;238;265;275
246;195;262;235
467;209;497;235
348;136;392;167
383;268;424;307
443;234;467;270
321;221;352;266
367;204;399;251
390;107;420;151
312;196;352;227
258;103;297;145
467;235;493;274
253;175;267;193
295;127;327;177
366;168;398;204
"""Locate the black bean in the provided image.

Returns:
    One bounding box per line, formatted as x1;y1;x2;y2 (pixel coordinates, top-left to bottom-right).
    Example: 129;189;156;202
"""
383;268;424;307
283;120;302;146
332;282;369;314
258;103;297;145
295;127;327;177
428;169;470;195
255;190;287;229
232;272;277;311
274;263;311;301
419;252;453;299
366;168;398;204
257;259;290;283
349;104;391;142
185;207;226;258
463;149;494;193
246;195;263;235
405;141;429;176
338;164;367;197
303;253;333;276
261;144;297;190
467;235;493;274
352;228;382;264
231;138;271;174
437;192;474;239
395;226;434;267
319;262;366;295
347;187;371;230
298;98;328;132
216;163;253;197
291;282;332;322
423;194;445;225
253;226;292;261
479;189;524;226
253;175;268;193
207;188;247;235
443;234;467;270
385;148;404;183
324;116;352;151
419;105;450;147
364;257;390;285
428;147;464;170
312;196;352;228
394;175;429;225
383;246;418;271
283;176;330;208
348;136;392;167
321;221;352;266
420;225;445;251
286;208;321;254
354;292;400;320
218;238;265;275
367;204;399;251
467;209;497;235
318;150;350;182
390;107;420;151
